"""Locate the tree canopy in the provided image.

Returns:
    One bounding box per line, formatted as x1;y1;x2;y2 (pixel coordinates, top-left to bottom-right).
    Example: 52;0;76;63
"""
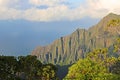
64;38;120;80
0;55;58;80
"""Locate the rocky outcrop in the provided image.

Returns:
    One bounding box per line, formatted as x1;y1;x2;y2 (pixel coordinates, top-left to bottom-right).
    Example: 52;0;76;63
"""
31;13;120;65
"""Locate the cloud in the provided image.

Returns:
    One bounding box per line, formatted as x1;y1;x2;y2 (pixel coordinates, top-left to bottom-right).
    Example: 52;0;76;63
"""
23;5;69;21
0;7;22;20
0;0;120;21
29;0;66;7
0;0;19;8
84;0;120;18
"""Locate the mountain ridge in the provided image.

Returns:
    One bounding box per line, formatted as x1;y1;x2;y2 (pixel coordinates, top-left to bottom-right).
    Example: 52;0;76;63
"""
31;13;120;65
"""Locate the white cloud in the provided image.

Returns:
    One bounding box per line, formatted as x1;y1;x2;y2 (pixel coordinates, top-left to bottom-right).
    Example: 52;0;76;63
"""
0;7;22;20
29;0;65;7
85;0;120;18
23;5;69;21
0;0;120;21
0;0;19;7
0;0;22;20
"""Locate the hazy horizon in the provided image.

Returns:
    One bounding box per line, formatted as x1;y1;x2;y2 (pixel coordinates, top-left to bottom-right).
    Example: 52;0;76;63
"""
0;0;120;56
0;18;99;56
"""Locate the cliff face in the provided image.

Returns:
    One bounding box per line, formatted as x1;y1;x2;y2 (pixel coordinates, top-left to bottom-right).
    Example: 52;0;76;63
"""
31;13;120;65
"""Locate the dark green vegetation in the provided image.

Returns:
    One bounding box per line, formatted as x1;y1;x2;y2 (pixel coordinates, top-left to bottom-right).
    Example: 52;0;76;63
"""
32;13;120;65
0;55;58;80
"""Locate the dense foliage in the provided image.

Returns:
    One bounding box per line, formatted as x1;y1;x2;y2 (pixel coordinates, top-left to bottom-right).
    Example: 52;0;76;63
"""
0;55;58;80
64;38;120;80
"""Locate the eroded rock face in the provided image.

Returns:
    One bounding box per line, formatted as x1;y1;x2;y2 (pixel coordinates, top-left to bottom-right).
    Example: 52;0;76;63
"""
31;13;120;65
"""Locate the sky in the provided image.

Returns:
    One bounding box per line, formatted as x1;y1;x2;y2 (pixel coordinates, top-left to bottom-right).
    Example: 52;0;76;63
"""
0;0;120;56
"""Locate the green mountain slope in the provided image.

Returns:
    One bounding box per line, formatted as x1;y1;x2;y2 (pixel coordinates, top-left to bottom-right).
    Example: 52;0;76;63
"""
31;13;120;65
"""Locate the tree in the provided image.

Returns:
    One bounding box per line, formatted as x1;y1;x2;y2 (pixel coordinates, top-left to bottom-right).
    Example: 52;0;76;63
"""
0;56;18;80
111;57;120;74
113;38;120;56
0;55;59;80
18;55;42;80
64;48;120;80
41;63;58;80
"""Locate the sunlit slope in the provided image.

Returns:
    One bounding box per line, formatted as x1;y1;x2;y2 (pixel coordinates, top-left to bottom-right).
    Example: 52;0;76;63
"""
32;13;120;65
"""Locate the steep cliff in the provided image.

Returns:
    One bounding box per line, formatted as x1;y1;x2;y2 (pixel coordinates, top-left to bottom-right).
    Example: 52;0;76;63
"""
31;13;120;65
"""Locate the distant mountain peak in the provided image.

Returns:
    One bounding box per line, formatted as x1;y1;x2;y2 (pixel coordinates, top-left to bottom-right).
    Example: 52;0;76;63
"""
31;13;120;65
104;13;120;19
108;13;117;16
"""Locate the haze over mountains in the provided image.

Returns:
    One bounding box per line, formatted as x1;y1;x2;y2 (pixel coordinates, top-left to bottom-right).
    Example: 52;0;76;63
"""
1;0;120;56
0;18;99;56
32;13;120;65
